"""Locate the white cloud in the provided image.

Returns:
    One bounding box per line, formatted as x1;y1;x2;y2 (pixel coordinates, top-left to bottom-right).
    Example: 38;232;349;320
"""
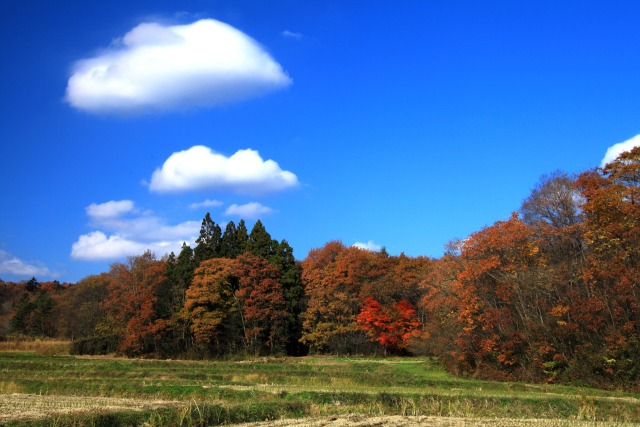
282;30;303;40
65;19;291;114
86;200;136;218
149;146;299;194
224;202;273;218
352;240;383;252
71;200;200;261
189;199;224;210
601;134;640;167
71;232;147;261
0;250;56;278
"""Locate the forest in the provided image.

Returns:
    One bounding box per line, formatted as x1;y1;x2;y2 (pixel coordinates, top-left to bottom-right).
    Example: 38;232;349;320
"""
1;147;640;392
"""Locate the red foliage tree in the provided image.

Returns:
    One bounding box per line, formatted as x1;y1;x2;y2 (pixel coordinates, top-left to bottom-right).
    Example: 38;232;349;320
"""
233;252;288;354
357;296;420;353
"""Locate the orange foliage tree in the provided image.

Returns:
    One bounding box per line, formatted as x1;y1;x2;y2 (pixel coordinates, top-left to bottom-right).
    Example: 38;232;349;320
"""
576;146;640;386
301;241;385;353
101;251;169;355
301;242;430;355
184;257;239;353
448;214;543;376
184;252;290;356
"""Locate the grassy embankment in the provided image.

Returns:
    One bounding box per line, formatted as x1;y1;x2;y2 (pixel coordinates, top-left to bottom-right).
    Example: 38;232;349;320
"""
1;341;640;426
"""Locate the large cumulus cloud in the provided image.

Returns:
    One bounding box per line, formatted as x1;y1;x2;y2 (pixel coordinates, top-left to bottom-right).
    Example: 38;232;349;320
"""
65;19;291;114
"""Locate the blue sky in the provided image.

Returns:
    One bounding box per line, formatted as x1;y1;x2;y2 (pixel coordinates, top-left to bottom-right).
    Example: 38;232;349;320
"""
2;1;640;282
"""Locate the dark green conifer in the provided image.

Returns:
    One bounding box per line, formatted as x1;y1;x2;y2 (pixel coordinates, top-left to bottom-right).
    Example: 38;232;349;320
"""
247;220;276;259
235;219;249;255
194;213;222;263
220;221;237;258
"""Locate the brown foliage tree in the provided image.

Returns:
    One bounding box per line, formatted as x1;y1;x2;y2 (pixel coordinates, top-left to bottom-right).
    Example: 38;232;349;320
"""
575;146;640;386
101;251;169;355
53;274;109;340
184;257;238;352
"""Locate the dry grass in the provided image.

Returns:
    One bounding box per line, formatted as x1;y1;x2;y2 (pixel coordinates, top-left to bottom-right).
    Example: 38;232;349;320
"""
2;353;640;425
0;393;180;423
0;338;70;355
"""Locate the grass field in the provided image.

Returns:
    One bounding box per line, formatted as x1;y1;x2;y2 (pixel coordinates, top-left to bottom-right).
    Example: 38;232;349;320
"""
1;344;640;426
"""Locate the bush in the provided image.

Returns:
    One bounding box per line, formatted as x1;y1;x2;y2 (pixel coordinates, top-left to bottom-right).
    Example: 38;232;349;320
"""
71;335;119;355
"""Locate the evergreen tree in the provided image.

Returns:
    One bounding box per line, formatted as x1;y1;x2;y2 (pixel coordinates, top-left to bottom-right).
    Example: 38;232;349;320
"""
272;240;307;355
220;221;238;258
33;293;54;336
247;220;276;259
25;277;39;293
235;219;249;255
175;244;196;286
165;251;176;276
10;293;33;334
194;213;222;263
161;243;197;354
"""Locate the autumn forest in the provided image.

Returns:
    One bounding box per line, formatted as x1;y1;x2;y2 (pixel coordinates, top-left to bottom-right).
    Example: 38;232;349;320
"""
2;147;640;392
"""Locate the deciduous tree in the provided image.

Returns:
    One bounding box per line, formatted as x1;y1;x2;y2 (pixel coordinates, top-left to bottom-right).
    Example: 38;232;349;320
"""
184;257;240;353
234;253;288;354
357;297;421;353
101;251;169;355
301;242;383;353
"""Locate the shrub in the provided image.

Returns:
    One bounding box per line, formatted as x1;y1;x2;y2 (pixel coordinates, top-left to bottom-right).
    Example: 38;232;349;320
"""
71;334;119;355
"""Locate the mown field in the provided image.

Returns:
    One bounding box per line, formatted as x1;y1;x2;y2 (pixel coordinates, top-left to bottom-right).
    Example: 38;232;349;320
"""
1;343;640;426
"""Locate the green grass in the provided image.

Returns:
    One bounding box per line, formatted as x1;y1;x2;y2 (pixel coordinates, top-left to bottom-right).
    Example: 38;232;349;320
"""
1;352;640;425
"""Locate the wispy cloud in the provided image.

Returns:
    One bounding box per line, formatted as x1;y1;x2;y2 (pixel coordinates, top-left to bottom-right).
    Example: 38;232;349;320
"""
148;146;299;195
352;240;383;252
0;250;57;278
71;200;200;260
189;199;224;210
281;30;303;40
601;134;640;167
65;19;291;114
224;202;273;218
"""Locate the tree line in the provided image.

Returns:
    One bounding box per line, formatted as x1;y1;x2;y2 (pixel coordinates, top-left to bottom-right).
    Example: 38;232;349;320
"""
2;147;640;390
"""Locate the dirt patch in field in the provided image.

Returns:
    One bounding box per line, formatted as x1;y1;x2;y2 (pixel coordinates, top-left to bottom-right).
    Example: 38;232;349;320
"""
231;414;640;427
0;393;179;423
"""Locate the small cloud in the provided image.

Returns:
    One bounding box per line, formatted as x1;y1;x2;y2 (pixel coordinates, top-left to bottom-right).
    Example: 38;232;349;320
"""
281;30;303;40
148;146;299;195
189;199;224;210
0;250;56;278
224;202;273;218
601;134;640;167
86;200;136;218
352;240;383;252
71;200;200;261
65;19;292;114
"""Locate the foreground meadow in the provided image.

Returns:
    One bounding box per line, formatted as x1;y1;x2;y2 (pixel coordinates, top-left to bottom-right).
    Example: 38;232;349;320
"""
1;346;640;426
